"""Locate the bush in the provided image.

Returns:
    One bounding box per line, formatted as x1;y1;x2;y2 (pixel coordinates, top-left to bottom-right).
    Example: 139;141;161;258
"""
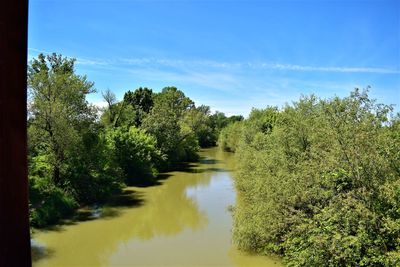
29;175;77;227
105;127;161;184
62;126;124;203
230;90;400;266
218;121;243;152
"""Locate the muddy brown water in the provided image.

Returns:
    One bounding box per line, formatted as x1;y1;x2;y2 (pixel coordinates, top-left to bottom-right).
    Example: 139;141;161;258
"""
32;147;281;267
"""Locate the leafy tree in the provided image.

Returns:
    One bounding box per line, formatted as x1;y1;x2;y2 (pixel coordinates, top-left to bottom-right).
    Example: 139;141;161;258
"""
105;127;161;185
28;53;123;225
124;87;154;126
227;115;244;124
64;122;123;203
210;111;228;131
28;53;96;186
101;89;138;128
209;111;244;147
218;121;243;152
181;105;216;147
142;87;198;168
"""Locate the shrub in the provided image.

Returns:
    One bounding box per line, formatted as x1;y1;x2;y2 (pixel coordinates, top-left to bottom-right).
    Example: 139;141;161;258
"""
231;90;400;265
29;175;77;227
105;127;161;184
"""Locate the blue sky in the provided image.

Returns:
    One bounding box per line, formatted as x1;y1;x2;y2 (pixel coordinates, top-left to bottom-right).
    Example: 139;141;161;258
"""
28;0;400;116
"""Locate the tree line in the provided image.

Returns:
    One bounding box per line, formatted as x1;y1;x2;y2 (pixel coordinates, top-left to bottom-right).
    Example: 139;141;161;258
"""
27;53;242;227
220;89;400;266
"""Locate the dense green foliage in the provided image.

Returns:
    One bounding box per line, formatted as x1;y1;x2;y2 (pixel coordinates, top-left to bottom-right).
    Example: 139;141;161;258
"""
225;90;400;266
105;127;161;184
218;121;243;152
27;53;233;227
123;87;154;126
141;87;199;168
28;54;123;226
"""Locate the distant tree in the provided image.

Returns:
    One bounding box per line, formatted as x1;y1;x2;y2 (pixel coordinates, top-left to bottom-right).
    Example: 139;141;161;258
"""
181;105;216;147
142;87;198;168
157;86;195;116
210;111;228;131
218;121;243;152
102;89;117;109
227;115;244;124
124;87;154;113
101;89;117;126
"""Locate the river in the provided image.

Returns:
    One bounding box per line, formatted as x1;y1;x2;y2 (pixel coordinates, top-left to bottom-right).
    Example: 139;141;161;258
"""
32;147;281;267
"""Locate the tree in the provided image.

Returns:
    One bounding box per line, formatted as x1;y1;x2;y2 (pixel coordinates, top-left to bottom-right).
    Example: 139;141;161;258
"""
124;87;154;126
218;121;243;152
28;53;96;186
210;111;228;131
180;105;216;147
105;127;161;185
28;53;123;226
101;89;118;126
142;87;198;168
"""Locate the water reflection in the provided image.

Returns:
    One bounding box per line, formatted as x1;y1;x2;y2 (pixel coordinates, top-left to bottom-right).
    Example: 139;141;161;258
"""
32;148;280;267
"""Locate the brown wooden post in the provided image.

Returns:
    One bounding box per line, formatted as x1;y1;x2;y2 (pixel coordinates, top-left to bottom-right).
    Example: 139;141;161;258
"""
0;0;32;266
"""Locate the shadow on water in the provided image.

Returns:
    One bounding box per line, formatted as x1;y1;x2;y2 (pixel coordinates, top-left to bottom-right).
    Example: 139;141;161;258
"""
157;173;172;181
153;155;223;176
174;162;199;171
125;173;173;188
105;189;144;208
34;156;222;235
36;172;177;234
38;189;145;233
176;157;231;174
31;240;55;262
182;167;230;174
199;157;220;165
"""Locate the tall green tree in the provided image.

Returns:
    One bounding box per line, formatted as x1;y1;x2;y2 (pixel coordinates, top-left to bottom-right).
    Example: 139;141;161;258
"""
28;53;123;226
124;87;154;126
28;53;96;186
142;87;198;168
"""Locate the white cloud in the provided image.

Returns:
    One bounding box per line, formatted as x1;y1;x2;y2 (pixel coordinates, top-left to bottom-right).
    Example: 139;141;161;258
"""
91;100;108;109
28;48;399;115
116;58;400;74
28;48;400;74
28;47;110;66
75;58;109;66
259;63;400;74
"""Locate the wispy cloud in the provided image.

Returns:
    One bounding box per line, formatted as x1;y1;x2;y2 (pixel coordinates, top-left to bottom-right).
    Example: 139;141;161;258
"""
28;48;399;74
75;58;109;66
28;47;53;54
28;47;109;66
119;58;400;74
126;68;240;94
29;48;399;116
256;63;400;74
